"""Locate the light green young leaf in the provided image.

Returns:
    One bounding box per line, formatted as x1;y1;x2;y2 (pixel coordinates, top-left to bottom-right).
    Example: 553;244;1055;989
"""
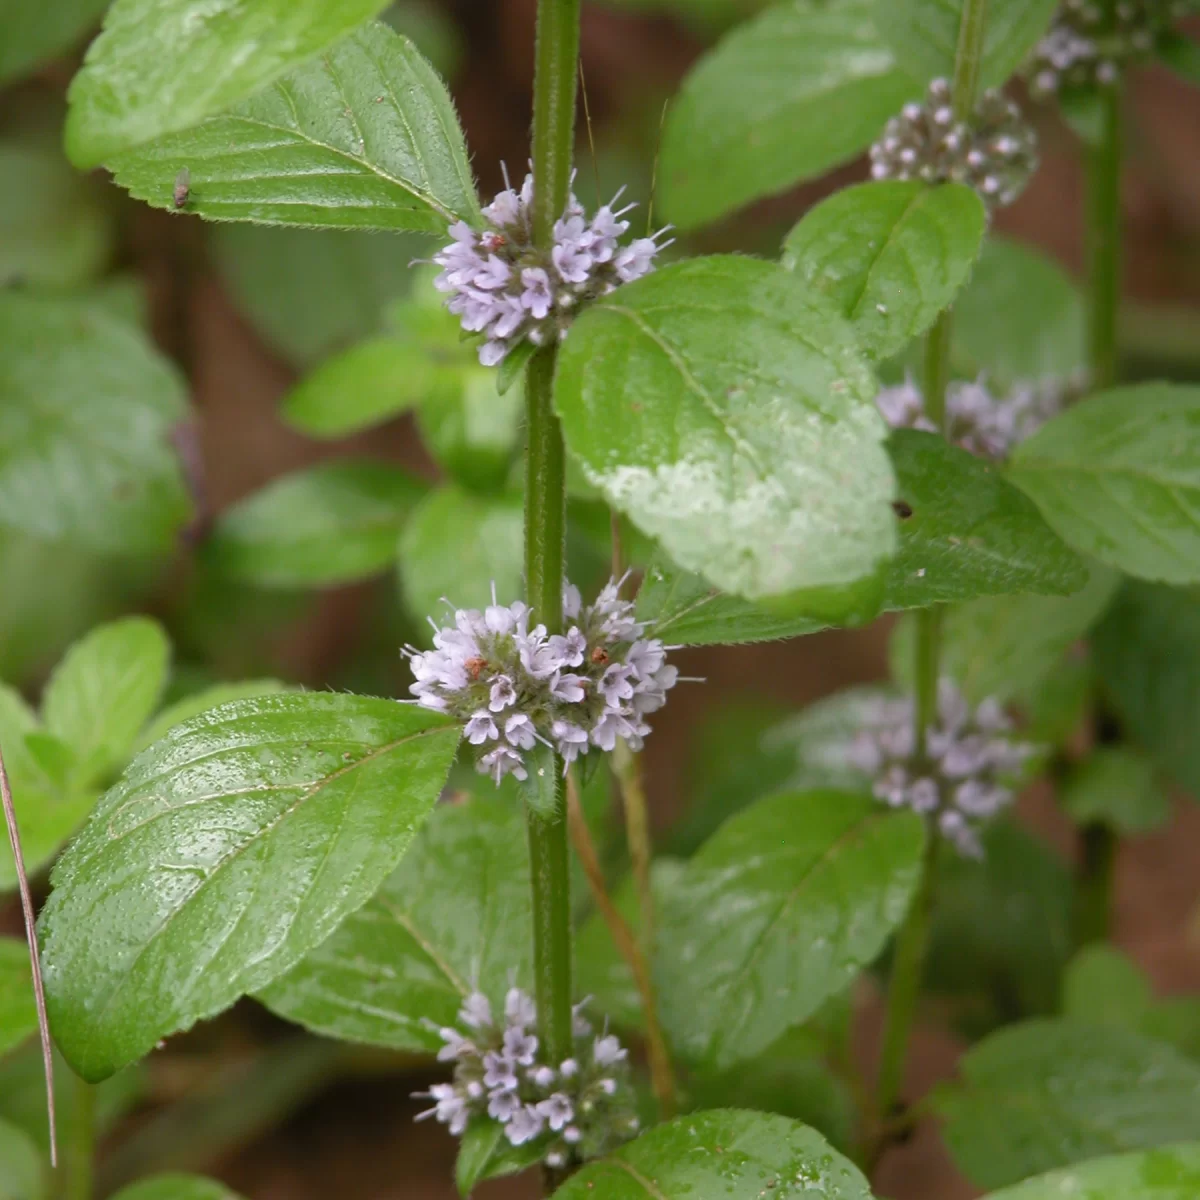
933;1018;1200;1191
42;617;171;788
1061;747;1170;833
0;0;109;85
657;789;924;1070
874;0;1060;91
555;256;897;621
1093;581;1200;798
658;0;915;230
259;799;531;1050
39;693;460;1080
0;293;190;555
0;939;36;1058
213;226;430;370
203;461;427;589
981;1143;1200;1200
135;680;289;754
0;1117;45;1200
782;181;986;360
108;23;480;232
110;1176;245;1200
454;1120;543;1197
884;430;1087;609
1062;946;1152;1030
555;1110;874;1200
0;140;113;289
65;0;392;167
397;486;524;623
1008;384;1200;584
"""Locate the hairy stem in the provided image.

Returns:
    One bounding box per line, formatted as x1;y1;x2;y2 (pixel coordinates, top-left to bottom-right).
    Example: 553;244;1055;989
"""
566;774;677;1116
524;0;581;1090
56;1069;93;1200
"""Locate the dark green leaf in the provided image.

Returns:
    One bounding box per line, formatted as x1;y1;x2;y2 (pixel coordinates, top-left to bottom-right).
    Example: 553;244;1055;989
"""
1159;31;1200;86
204;461;426;589
259;798;531;1051
0;1117;45;1200
0;939;36;1058
1062;946;1152;1030
1061;747;1170;833
1094;580;1200;797
0;0;109;85
1008;384;1200;584
875;0;1060;91
110;1176;245;1200
783;181;985;360
39;692;460;1080
554;1109;874;1199
496;339;537;397
658;0;915;230
0;293;190;555
135;680;289;755
981;1143;1200;1200
884;429;1087;608
555;256;896;620
454;1119;542;1196
657;789;924;1069
65;0;392;167
634;560;826;647
42;617;171;788
933;1018;1200;1190
108;23;480;231
397;486;524;622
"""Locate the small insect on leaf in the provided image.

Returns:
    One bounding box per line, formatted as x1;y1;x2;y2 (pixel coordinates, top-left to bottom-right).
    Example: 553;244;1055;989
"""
173;168;191;209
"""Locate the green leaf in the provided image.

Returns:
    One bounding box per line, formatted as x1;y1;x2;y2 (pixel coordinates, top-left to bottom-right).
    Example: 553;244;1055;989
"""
110;1176;245;1200
951;237;1086;387
1159;31;1200;86
933;1018;1200;1191
135;680;289;755
656;789;924;1069
874;0;1060;92
108;22;480;232
1062;946;1152;1030
1093;581;1200;797
1061;747;1170;833
554;1109;874;1199
0;939;36;1058
203;461;426;589
0;0;109;85
454;1119;543;1196
0;293;190;555
634;560;826;646
555;255;897;619
1008;384;1200;585
42;617;171;788
660;0;915;229
496;339;537;396
0;140;114;289
892;560;1119;702
884;430;1087;609
281;338;435;438
0;1117;45;1200
214;226;430;370
65;0;392;167
397;486;524;622
981;1143;1200;1200
39;692;460;1081
782;181;986;360
258;798;530;1050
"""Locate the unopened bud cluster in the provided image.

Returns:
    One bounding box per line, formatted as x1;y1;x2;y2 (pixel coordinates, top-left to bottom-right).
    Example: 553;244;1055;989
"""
407;580;679;784
876;372;1076;459
1028;0;1191;98
869;79;1038;210
432;171;671;366
829;681;1036;858
415;988;639;1167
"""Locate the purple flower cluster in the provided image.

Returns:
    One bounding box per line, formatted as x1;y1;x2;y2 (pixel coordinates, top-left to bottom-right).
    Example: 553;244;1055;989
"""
833;680;1037;858
876;373;1075;460
406;580;679;783
415;987;638;1167
432;170;671;366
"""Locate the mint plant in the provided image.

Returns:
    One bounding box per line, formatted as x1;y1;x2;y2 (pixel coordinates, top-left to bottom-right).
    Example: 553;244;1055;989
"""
2;0;1200;1198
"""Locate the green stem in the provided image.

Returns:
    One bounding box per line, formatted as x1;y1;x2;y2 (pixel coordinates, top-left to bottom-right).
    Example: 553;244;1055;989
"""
524;0;581;1083
56;1069;94;1200
922;310;953;431
1073;821;1116;947
1087;85;1123;393
950;0;988;122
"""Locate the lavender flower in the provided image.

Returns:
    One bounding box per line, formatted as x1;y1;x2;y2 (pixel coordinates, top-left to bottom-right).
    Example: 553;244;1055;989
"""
869;78;1038;211
415;987;639;1168
830;680;1038;858
406;579;680;785
432;170;673;365
876;372;1080;460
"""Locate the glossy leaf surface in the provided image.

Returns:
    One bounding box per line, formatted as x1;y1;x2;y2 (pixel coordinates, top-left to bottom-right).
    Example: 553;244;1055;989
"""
135;680;289;755
981;1144;1200;1200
